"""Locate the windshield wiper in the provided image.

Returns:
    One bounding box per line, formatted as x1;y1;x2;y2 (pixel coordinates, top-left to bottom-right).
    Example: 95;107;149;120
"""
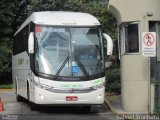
74;55;89;77
54;54;89;79
54;55;70;80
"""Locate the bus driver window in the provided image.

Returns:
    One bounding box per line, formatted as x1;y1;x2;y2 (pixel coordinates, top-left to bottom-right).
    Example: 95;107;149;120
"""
124;24;139;53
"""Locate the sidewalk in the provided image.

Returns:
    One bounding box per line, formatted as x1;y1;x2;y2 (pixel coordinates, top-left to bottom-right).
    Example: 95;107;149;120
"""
104;93;148;114
104;93;126;114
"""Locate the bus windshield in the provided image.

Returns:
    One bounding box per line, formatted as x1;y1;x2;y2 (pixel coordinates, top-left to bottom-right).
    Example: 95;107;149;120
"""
35;26;104;78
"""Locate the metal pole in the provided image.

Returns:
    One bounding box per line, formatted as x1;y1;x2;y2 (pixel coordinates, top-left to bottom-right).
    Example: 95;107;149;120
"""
148;57;151;114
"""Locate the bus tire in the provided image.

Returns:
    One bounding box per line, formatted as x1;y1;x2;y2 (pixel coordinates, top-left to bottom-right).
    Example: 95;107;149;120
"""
30;102;37;111
82;105;91;113
16;83;23;102
16;94;23;102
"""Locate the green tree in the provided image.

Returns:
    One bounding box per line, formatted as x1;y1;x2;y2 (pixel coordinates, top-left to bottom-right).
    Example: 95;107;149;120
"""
0;0;30;82
0;0;17;81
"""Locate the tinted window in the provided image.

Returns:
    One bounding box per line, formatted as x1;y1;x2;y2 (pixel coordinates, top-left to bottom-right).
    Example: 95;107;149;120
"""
124;24;139;53
13;25;29;55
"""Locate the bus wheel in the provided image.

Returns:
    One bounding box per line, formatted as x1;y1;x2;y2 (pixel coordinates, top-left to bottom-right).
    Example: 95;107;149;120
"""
16;83;23;102
82;106;91;113
30;102;37;111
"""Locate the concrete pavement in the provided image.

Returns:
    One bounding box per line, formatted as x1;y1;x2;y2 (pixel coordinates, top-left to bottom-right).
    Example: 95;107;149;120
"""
0;89;118;120
0;89;131;114
0;89;119;114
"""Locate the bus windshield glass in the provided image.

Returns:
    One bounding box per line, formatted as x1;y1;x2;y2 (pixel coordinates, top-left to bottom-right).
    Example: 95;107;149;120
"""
35;26;104;78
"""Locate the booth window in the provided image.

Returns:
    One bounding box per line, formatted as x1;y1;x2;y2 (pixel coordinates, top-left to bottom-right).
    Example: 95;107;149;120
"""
124;24;139;53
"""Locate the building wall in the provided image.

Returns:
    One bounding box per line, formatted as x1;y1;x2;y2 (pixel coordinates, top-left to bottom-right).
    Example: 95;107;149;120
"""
109;0;160;25
109;0;160;113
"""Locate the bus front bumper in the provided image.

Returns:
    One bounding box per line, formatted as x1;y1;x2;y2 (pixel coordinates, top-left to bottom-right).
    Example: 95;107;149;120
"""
32;86;105;105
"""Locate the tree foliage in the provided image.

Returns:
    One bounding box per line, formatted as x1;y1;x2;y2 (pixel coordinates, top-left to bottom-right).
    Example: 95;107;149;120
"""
0;0;18;80
0;0;31;81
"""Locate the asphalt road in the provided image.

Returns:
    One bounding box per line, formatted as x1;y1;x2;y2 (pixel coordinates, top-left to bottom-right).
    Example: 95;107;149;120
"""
0;91;117;120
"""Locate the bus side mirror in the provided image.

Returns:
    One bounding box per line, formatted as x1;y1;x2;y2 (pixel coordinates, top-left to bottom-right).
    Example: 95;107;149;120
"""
28;32;34;54
103;33;113;55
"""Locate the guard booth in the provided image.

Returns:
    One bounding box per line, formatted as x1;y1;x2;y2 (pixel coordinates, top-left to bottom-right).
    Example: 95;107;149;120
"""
109;0;160;113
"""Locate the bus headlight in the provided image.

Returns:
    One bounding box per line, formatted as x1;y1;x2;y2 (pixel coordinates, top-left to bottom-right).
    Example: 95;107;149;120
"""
98;94;102;100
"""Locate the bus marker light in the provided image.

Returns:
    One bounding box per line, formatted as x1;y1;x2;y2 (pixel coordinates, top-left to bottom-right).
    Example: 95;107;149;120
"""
66;96;78;101
39;94;44;100
35;26;42;33
98;94;102;100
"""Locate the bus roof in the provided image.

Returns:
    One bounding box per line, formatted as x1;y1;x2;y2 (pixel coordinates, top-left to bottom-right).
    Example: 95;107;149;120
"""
14;11;100;36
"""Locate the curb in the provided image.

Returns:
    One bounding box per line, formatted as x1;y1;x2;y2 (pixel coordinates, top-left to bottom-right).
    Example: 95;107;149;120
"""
104;98;148;115
104;98;121;114
0;89;15;92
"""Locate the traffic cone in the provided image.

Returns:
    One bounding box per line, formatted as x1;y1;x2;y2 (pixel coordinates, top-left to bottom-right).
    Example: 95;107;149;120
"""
0;98;4;112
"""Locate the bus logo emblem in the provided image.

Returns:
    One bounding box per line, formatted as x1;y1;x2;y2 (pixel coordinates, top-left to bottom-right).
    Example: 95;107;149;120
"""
69;89;74;93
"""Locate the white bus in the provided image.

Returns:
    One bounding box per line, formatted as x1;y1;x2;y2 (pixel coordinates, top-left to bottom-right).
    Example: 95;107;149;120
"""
12;11;113;111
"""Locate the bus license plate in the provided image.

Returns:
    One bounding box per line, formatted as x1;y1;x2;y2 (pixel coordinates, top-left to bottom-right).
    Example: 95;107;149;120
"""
66;96;78;101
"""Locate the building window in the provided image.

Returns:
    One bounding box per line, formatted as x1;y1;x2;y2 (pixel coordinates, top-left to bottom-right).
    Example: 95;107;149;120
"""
124;23;139;53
